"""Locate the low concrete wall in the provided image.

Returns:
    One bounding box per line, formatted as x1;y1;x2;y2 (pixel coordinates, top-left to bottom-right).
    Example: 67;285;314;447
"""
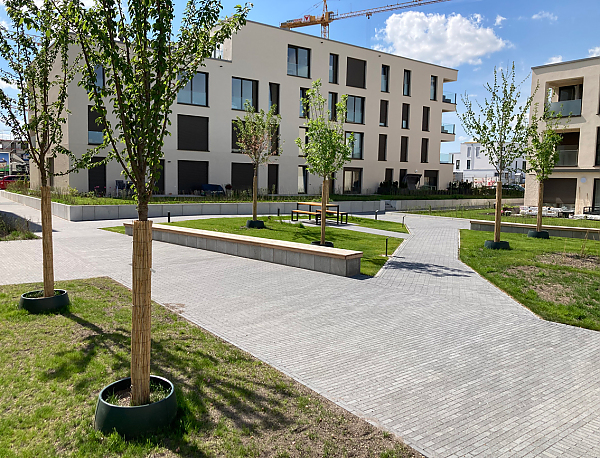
392;197;523;211
124;222;363;277
470;220;600;241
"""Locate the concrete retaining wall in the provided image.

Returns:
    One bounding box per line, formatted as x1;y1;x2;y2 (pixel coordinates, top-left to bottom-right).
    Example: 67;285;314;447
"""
470;219;600;241
392;198;523;211
124;222;363;277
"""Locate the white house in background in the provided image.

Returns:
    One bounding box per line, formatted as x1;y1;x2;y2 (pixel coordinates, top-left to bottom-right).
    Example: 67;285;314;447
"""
452;141;527;186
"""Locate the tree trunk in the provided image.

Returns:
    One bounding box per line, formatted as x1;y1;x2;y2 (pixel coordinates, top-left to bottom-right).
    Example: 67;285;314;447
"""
537;181;544;232
320;178;327;245
131;218;152;406
494;180;502;243
252;166;258;221
40;186;54;298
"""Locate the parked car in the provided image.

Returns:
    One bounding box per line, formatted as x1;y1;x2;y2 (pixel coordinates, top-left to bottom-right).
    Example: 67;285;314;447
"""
200;184;225;196
502;184;525;192
0;175;28;190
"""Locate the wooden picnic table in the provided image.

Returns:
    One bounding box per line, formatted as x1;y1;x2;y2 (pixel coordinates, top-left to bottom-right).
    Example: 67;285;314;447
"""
294;202;346;224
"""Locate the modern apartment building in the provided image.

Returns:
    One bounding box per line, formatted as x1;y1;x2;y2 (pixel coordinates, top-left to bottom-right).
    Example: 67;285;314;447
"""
525;56;600;213
34;21;457;196
453;141;526;186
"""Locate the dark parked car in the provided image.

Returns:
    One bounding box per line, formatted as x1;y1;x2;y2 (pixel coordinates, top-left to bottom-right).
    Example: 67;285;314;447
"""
0;175;28;190
502;184;525;192
200;184;225;196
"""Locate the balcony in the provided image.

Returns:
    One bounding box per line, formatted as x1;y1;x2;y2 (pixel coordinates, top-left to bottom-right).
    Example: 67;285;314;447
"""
548;99;582;117
442;92;456;104
441;123;455;135
556;146;578;167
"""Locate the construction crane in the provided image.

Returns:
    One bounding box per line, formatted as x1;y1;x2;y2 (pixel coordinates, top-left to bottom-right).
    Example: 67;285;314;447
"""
280;0;451;39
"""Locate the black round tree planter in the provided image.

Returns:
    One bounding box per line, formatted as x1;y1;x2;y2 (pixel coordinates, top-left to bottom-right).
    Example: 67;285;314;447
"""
19;289;70;313
94;375;177;438
246;220;265;229
528;230;550;239
311;241;334;248
484;240;511;250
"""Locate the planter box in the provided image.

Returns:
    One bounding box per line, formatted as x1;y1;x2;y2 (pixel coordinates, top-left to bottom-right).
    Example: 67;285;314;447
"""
470;219;600;241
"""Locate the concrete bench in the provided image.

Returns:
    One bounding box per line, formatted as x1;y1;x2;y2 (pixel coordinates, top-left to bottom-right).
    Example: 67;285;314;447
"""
470;220;600;241
123;222;363;277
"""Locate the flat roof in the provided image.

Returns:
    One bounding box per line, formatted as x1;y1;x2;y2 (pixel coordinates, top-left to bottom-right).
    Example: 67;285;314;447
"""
532;55;600;70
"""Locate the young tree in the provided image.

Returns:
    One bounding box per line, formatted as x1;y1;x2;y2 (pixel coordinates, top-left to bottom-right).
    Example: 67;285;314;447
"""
69;0;249;405
458;63;537;246
233;101;282;226
296;79;353;246
526;95;567;234
0;0;75;298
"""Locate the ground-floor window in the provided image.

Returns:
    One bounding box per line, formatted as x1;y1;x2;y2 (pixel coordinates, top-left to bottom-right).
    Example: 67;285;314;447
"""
88;157;105;194
178;160;208;194
298;165;308;194
268;164;278;194
231;162;254;192
543;177;576;208
343;168;362;194
424;170;438;189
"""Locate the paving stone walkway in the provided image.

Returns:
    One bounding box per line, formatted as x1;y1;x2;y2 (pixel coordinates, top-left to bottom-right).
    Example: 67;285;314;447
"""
2;197;600;458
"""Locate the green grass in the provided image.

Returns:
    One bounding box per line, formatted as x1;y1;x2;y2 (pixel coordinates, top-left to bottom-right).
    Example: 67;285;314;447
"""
345;216;408;234
0;278;416;457
165;216;402;276
413;207;600;229
460;230;600;331
100;225;126;234
0;230;38;241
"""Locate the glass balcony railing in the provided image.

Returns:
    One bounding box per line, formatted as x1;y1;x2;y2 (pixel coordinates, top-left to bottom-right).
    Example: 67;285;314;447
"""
441;123;455;134
442;92;456;104
548;99;582;117
556;146;578;166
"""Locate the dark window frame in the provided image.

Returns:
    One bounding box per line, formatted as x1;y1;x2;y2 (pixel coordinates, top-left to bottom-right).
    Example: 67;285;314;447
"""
346;57;367;89
421;137;429;163
300;87;310;118
177;114;209;152
422;106;430;132
298;165;308;194
400;136;409;162
402;103;410;129
231;77;258;111
346;95;365;124
329;53;339;84
379;100;389;127
378;134;387;161
403;69;411;96
346;131;364;160
177;71;209;107
287;45;311;78
381;65;390;93
343;167;362;194
430;75;438;101
88;106;105;145
269;82;280;114
328;92;338;121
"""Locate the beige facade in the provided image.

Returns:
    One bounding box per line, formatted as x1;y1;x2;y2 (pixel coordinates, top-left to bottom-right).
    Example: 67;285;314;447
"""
36;21;457;196
525;56;600;214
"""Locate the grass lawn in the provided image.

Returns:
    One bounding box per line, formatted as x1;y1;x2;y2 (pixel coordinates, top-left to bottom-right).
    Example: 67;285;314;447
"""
0;277;418;458
412;207;600;229
284;215;408;235
460;230;600;331
165;217;402;276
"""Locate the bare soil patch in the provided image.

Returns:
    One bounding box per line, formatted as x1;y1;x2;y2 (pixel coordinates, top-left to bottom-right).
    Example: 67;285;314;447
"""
537;253;600;271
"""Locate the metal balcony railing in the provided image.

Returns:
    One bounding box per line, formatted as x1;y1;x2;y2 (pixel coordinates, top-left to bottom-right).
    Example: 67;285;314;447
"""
555;146;578;166
442;92;456;104
548;99;582;117
441;123;455;135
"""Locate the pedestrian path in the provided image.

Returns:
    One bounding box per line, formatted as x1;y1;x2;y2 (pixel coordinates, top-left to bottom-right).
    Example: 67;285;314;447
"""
1;198;600;458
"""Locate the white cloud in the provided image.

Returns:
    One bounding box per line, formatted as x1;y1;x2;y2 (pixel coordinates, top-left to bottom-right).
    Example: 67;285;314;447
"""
494;15;506;27
532;11;557;21
458;135;470;142
546;55;563;64
373;12;508;67
589;46;600;57
0;79;17;90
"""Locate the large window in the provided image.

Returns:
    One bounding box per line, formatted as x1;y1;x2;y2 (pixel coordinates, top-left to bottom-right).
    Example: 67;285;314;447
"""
268;164;279;194
381;65;390;92
178;160;208;194
466;159;471;170
346;132;363;159
430;75;438;101
178;72;208;106
94;65;104;89
378;134;387;161
346;57;366;89
328;92;338;121
287;45;310;78
298;165;308;194
329;53;339;84
403;69;411;96
231;120;244;153
385;168;393;183
402;103;410;129
400;136;409;162
343;168;362;194
231;163;254;192
298;127;308;156
421;138;429;163
399;168;407;185
178;114;209;151
422;106;430;131
88;106;105;145
380;100;388;127
596;127;600;166
346;95;364;124
232;77;258;110
269;82;280;114
88;157;106;193
300;87;309;118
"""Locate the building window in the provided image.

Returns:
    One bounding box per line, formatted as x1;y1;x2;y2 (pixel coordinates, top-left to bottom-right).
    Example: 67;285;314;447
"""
329;53;338;84
270;126;280;155
346;132;363;159
298;165;308;194
346;95;364;124
430;75;438;101
178;160;208;194
88;106;105;145
476;146;480;157
424;170;438;189
178;72;208;106
422;106;430;132
402;103;410;129
287;45;310;78
466;159;471;170
400;136;408;162
596;127;600;166
385;168;393;183
456;159;460;170
298;126;308;156
343;168;362;194
399;168;407;185
421;138;429;163
467;147;471;157
231;163;254;192
328;92;338;121
381;65;390;92
379;100;388;127
346;57;366;89
403;69;411;96
93;65;104;89
178;114;209;151
232;77;258;110
268;163;279;194
269;82;280;114
300;87;309;118
378;134;387;161
231;120;244;153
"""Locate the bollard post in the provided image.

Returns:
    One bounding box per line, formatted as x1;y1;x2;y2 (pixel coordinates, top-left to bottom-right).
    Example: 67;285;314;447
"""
375;210;378;221
167;211;171;223
386;237;389;256
277;208;280;217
